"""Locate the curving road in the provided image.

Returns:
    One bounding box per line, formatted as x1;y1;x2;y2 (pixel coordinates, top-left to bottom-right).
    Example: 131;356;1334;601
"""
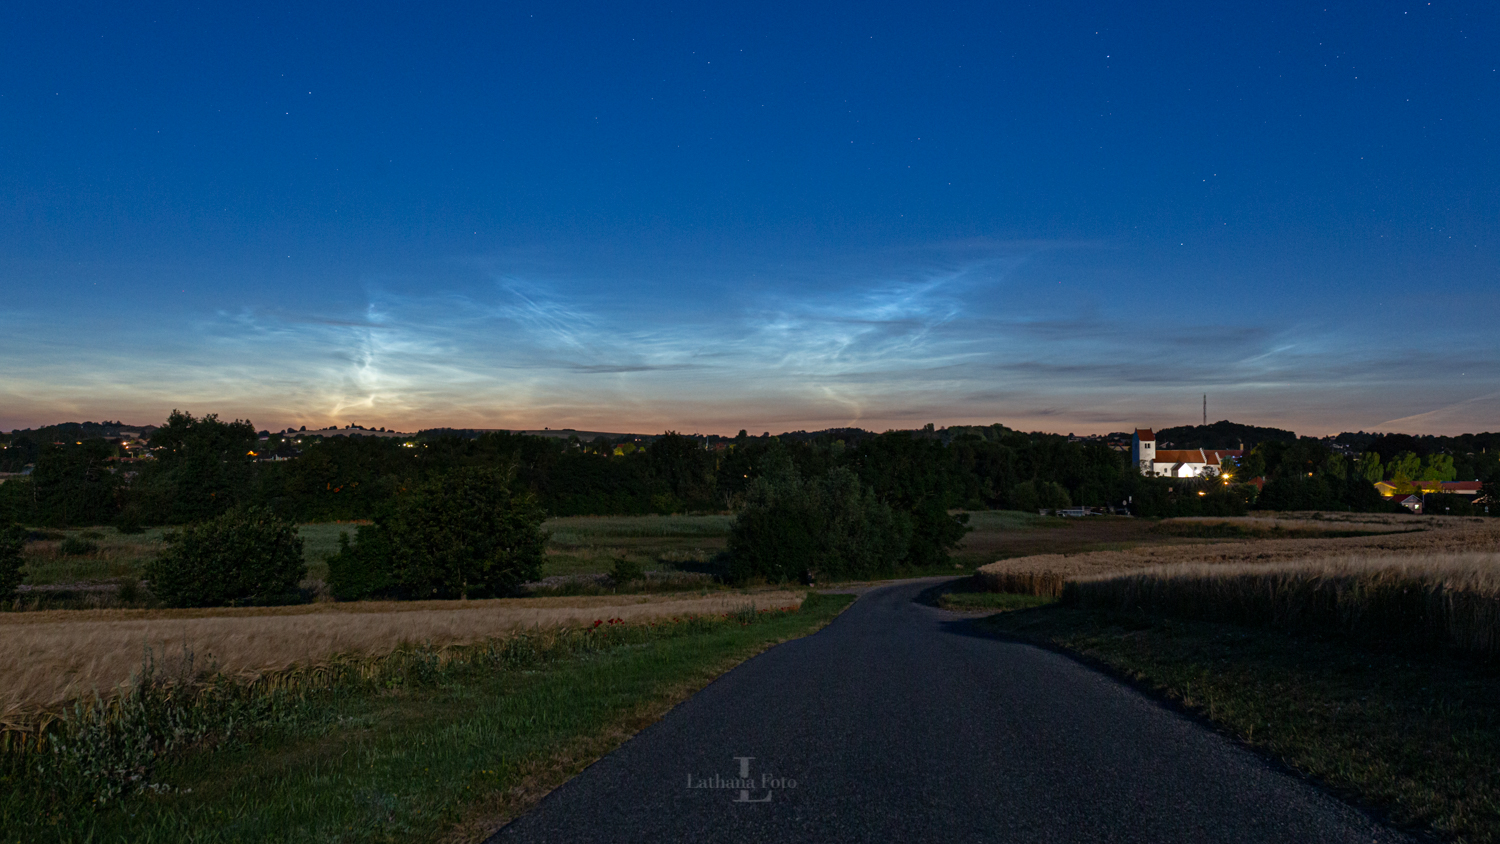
489;579;1405;843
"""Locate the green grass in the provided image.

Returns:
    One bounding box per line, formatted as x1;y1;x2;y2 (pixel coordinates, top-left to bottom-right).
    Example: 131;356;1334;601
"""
2;593;854;843
544;514;735;541
937;591;1055;612
959;510;1072;533
541;514;734;577
17;524;360;587
18;526;170;585
19;509;1068;596
981;606;1500;843
296;522;369;582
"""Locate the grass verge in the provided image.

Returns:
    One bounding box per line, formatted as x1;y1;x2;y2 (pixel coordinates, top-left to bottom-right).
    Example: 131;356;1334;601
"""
1;593;854;843
936;591;1054;612
981;606;1500;843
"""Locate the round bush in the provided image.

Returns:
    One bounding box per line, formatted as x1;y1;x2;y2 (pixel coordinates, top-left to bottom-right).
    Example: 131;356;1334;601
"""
144;506;305;607
727;463;909;584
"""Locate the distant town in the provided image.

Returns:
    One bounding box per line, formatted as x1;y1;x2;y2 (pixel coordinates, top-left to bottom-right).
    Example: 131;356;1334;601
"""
1;416;1493;518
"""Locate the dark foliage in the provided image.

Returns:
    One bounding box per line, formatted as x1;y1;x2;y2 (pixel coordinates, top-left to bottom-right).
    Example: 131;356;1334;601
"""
609;555;645;585
726;459;909;584
1365;433;1432;462
254;435;409;521
16;411;1499;530
1127;477;1253;518
1422;493;1479;517
1155;420;1297;450
30;440;120;527
326;467;547;600
847;432;972;567
325;524;394;601
126;410;258;525
0;522;25;602
144;506;306;607
0;479;37;526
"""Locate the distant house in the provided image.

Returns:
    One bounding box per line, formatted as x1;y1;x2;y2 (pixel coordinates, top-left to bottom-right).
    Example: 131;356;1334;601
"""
1373;480;1488;514
1131;429;1242;478
1375;480;1484;498
1391;493;1424;514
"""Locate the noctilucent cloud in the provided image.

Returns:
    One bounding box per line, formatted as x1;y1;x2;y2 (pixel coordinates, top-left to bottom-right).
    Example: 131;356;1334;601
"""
2;2;1496;435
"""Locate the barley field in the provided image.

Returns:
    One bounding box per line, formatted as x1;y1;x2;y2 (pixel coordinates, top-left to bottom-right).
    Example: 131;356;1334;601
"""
0;589;804;720
975;515;1499;596
1064;552;1500;657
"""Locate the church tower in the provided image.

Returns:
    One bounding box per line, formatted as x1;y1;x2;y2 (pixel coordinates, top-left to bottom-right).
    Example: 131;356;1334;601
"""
1131;429;1157;475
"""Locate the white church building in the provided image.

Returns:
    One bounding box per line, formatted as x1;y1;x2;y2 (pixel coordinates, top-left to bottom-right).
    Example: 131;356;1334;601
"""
1131;429;1243;478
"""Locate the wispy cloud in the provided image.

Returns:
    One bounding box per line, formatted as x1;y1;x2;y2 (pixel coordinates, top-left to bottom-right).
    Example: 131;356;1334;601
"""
3;242;1497;435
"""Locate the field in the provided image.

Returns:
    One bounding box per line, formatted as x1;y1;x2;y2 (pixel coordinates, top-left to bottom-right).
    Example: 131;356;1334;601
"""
0;594;856;843
541;514;735;576
971;512;1500;842
974;513;1497;595
0;589;805;720
1064;551;1500;658
9;510;1499;841
985;602;1500;842
12;510;1191;607
13;509;1431;614
13;517;732;596
16;522;359;589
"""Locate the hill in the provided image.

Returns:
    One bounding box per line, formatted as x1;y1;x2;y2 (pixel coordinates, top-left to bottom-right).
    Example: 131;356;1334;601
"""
1155;420;1297;450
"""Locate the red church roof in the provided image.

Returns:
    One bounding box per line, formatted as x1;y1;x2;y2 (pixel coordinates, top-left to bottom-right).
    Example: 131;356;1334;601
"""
1153;448;1243;464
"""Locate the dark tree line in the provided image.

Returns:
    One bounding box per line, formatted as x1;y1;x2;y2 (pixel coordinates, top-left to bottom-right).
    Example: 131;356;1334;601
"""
2;414;1497;533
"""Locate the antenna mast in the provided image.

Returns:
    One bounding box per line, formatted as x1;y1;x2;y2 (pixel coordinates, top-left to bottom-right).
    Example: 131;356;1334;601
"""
1202;394;1207;427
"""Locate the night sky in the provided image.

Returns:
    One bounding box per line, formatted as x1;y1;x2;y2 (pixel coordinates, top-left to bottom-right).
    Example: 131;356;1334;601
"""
3;2;1497;435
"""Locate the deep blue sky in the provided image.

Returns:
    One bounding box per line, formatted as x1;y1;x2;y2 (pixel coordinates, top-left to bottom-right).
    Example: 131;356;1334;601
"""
3;2;1497;435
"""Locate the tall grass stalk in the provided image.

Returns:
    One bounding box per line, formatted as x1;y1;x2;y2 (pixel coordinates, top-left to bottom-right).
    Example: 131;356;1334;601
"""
974;569;1069;597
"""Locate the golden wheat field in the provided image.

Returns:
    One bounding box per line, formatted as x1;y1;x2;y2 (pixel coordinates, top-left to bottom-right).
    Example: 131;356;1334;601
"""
975;515;1500;595
0;590;804;719
1066;552;1500;657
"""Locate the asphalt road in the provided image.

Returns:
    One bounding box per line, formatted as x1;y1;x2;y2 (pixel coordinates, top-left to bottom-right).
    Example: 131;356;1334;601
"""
489;579;1404;843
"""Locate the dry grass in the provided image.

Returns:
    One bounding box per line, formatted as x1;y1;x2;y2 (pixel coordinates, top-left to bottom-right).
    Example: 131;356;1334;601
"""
0;590;804;719
975;515;1499;596
1149;515;1418;538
